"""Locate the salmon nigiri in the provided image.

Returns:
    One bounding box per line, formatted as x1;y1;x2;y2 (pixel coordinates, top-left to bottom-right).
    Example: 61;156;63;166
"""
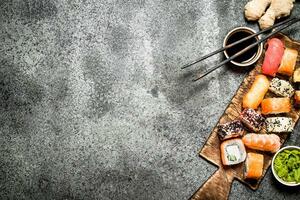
262;38;284;77
242;133;281;153
244;153;264;180
277;48;298;76
243;75;270;109
261;98;291;115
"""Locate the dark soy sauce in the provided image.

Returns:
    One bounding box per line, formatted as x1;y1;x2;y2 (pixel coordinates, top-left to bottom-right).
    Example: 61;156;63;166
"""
225;31;258;63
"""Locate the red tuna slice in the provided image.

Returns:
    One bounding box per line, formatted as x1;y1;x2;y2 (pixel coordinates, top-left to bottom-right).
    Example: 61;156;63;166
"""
261;38;284;77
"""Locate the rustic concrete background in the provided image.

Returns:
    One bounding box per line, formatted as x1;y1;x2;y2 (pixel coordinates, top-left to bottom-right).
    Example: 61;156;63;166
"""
1;0;300;199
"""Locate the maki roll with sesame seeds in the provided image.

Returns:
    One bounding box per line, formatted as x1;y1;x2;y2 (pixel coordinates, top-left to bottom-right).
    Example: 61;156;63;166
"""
266;117;293;133
217;120;245;141
269;78;294;98
240;108;265;132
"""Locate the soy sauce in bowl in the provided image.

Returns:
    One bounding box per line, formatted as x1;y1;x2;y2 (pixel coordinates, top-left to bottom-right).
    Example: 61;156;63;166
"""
223;27;263;67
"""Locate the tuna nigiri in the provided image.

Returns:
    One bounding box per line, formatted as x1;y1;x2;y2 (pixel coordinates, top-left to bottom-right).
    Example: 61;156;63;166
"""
242;133;281;153
278;48;298;76
243;75;270;109
261;38;284;77
244;153;264;180
261;98;291;115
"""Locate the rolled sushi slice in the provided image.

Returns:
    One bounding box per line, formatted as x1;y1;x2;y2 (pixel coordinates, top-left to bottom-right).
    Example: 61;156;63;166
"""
295;91;300;105
269;78;294;98
217;120;245;141
220;138;246;166
244;152;264;180
293;68;300;83
240;108;265;132
266;117;294;133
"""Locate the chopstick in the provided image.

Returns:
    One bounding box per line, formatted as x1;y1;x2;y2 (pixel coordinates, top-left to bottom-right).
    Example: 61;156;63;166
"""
182;17;296;70
192;18;300;81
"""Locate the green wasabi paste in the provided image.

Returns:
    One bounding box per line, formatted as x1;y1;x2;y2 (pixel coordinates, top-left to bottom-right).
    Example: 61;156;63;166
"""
274;149;300;183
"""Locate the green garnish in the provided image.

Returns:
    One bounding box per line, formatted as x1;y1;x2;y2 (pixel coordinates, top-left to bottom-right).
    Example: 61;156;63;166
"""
274;149;300;183
228;154;237;161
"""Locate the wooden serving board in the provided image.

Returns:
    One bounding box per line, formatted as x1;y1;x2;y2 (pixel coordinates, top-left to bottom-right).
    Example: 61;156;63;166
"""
190;33;300;200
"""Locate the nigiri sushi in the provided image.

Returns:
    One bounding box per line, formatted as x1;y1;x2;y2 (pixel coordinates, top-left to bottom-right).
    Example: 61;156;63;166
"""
217;120;245;141
243;75;270;109
278;48;298;76
261;38;284;77
261;98;291;115
240;108;265;132
220;138;246;166
244;153;264;180
242;133;281;153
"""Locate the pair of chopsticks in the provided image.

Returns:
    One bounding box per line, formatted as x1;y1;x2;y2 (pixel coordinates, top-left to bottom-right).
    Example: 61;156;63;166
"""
182;17;300;81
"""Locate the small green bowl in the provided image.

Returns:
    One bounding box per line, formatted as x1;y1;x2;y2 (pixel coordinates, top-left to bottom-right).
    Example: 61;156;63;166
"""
271;146;300;186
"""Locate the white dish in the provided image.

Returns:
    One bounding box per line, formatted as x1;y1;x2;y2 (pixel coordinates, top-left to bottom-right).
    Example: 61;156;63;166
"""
271;145;300;186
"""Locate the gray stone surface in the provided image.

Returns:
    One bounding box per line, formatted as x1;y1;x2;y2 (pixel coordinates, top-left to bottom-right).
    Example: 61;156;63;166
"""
0;0;300;199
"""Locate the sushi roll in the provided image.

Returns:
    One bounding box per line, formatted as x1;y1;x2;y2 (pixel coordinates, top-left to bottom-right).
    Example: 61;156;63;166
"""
293;71;300;91
278;48;298;76
242;133;281;153
220;138;246;166
294;91;300;105
261;38;285;77
261;98;291;115
244;153;264;180
217;120;245;141
243;75;270;109
269;78;294;98
293;68;300;83
266;117;293;133
240;108;265;132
